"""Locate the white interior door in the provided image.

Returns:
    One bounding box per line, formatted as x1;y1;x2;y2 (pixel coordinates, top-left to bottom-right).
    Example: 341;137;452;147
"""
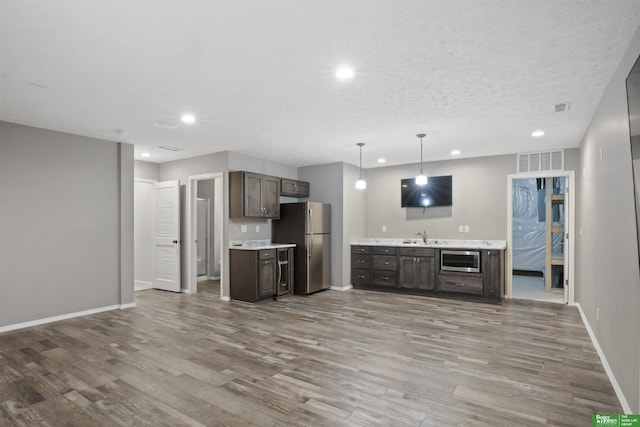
152;180;181;292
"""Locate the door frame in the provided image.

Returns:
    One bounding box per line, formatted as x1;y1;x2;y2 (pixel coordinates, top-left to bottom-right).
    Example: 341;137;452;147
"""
186;173;226;297
506;170;575;305
134;178;157;292
196;197;211;280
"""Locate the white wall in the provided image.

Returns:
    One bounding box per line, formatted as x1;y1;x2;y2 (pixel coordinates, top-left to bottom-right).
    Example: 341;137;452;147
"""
134;160;160;181
0;121;133;328
576;27;640;412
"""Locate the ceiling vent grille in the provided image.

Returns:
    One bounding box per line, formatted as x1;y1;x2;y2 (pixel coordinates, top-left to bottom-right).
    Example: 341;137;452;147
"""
517;150;564;174
554;102;571;112
157;145;184;152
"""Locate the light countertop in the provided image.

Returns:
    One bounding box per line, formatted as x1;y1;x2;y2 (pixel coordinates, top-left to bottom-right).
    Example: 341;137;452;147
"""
229;240;296;250
352;238;507;250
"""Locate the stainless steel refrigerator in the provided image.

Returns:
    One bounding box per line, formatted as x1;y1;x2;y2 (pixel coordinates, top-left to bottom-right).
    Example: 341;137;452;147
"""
272;202;331;295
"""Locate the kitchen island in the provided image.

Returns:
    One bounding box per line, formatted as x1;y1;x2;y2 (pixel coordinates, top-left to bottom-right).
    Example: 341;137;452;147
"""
351;239;506;303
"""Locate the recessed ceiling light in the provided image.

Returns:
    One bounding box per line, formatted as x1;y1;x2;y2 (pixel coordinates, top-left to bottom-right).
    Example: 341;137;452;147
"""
532;130;545;138
181;114;196;124
451;149;461;156
335;66;354;80
377;158;386;163
141;152;151;158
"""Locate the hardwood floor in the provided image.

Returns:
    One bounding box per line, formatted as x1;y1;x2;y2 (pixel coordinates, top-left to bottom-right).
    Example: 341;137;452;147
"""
0;281;621;426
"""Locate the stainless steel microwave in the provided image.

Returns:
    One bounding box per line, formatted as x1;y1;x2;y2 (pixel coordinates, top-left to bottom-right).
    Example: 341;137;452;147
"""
440;250;481;273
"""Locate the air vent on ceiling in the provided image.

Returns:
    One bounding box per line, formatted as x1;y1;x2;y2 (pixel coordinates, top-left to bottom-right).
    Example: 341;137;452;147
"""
517;150;564;174
554;102;571;113
157;145;184;152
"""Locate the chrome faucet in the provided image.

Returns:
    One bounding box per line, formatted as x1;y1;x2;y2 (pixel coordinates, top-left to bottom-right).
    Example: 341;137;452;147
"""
415;230;427;244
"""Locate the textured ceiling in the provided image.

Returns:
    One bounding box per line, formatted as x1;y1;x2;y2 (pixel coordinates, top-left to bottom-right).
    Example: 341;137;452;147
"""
1;1;640;168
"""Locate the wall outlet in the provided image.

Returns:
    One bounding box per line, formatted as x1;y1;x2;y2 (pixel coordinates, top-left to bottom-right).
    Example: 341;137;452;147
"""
382;225;387;233
255;225;260;232
459;225;464;233
241;225;247;233
464;225;470;233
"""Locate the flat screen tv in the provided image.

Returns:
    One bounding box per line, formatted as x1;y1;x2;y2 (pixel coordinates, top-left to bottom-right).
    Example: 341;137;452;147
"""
401;175;452;207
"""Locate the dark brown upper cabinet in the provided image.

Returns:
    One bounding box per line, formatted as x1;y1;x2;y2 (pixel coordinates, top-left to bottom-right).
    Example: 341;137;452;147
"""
280;178;310;198
230;171;281;219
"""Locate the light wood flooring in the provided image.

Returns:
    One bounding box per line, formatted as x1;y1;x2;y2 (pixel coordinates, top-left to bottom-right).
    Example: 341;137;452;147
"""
0;281;621;426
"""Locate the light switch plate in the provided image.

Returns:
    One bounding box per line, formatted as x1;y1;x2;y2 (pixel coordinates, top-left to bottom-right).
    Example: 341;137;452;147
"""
241;225;247;232
459;225;464;233
382;225;387;232
464;225;470;233
255;225;260;232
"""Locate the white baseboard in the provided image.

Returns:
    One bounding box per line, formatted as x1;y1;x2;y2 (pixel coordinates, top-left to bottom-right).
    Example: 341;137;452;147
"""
330;284;353;291
575;303;631;413
221;296;231;301
134;280;152;291
208;275;220;280
181;288;195;294
0;304;123;334
120;302;136;310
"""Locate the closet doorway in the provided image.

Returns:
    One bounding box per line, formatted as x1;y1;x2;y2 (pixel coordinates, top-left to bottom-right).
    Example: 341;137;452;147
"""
506;171;575;304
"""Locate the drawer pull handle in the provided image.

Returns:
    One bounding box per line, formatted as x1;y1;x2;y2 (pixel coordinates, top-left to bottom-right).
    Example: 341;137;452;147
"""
384;261;390;265
358;275;365;279
382;276;389;280
455;283;465;287
357;259;365;263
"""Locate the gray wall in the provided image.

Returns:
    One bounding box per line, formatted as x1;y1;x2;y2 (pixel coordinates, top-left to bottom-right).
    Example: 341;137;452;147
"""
0;121;133;327
299;163;344;288
342;162;367;288
365;154;515;240
363;150;579;241
134;160;160;181
576;27;640;412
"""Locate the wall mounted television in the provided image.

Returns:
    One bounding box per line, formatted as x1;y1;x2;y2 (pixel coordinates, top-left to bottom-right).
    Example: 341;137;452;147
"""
401;175;453;207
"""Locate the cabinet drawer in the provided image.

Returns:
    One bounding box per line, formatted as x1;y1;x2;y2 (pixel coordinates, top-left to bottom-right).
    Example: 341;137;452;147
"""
372;255;397;270
398;247;435;257
437;275;483;295
258;249;276;260
372;270;397;287
351;253;371;268
352;246;371;254
351;268;371;285
372;246;397;255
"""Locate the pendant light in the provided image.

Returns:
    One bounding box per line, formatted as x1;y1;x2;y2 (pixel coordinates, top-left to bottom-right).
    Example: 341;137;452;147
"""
415;133;428;186
355;143;367;190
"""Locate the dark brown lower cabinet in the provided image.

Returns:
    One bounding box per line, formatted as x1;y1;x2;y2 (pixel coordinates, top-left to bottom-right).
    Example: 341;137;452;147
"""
350;244;505;302
483;249;505;298
398;248;435;290
230;249;276;302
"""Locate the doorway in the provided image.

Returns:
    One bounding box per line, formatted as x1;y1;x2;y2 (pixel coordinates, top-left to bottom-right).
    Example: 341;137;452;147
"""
507;171;575;304
186;173;224;296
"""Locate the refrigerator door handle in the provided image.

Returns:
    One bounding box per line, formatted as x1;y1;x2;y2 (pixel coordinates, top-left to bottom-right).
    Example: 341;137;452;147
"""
308;207;313;235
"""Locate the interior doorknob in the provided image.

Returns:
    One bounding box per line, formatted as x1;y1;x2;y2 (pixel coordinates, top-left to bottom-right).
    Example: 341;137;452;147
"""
173;240;178;244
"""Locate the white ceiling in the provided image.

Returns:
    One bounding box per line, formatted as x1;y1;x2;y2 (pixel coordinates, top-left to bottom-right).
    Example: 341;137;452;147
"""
2;1;640;168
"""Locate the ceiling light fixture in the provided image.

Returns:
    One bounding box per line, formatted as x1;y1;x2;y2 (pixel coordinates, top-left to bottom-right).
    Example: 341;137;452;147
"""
141;152;151;158
415;133;427;186
181;114;196;124
355;143;366;190
377;158;386;164
336;66;354;80
451;149;461;156
532;130;545;138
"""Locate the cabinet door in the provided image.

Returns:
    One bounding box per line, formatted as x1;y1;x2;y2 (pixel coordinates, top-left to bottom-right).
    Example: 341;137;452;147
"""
258;258;276;299
263;175;280;218
483;250;504;298
399;256;435;290
243;173;264;217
